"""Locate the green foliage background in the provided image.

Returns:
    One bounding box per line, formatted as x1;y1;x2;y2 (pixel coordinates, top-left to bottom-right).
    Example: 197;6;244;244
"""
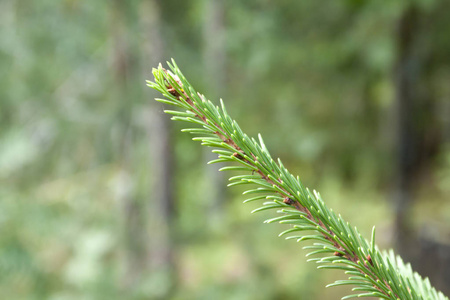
1;0;449;299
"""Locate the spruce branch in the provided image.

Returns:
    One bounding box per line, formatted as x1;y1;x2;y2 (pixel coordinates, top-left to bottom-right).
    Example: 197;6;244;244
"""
147;60;448;300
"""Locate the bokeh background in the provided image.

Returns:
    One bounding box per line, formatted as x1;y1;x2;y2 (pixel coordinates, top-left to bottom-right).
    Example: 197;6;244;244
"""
1;0;450;299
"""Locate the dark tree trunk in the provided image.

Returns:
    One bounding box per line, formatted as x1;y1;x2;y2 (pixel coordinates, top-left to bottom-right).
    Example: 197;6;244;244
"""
393;4;420;259
393;4;449;294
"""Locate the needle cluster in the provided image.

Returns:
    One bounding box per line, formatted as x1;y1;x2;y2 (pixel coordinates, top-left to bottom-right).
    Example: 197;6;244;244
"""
147;60;447;300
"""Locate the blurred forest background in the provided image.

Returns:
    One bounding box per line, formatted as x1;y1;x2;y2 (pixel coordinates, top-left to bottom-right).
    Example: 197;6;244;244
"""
1;0;450;299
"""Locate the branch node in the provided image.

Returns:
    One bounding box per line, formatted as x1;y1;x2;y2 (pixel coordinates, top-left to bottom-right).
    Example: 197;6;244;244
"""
283;197;295;205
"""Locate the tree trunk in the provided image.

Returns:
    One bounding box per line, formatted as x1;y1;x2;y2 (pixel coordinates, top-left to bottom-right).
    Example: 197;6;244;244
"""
110;0;142;289
393;4;420;259
202;0;227;224
141;0;176;296
393;4;449;294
